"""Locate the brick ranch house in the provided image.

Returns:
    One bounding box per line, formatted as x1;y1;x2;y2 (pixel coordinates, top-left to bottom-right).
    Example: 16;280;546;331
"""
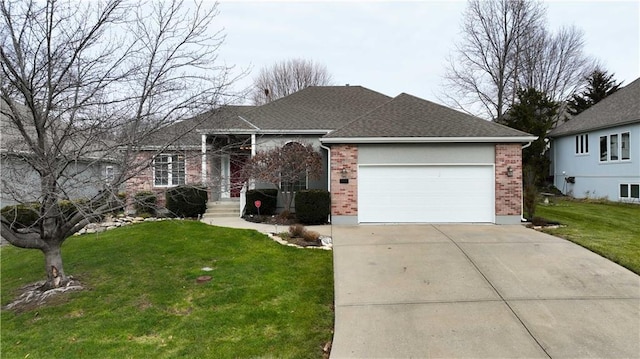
125;86;536;224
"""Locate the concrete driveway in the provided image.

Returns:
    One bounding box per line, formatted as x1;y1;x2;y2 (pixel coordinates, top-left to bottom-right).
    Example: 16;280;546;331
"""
330;224;640;358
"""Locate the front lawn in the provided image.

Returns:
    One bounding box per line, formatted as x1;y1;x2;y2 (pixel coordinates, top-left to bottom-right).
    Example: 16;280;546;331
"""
1;221;334;358
537;198;640;275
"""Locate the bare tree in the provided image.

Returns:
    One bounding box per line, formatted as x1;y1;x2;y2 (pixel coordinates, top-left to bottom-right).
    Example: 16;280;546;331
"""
442;0;593;122
443;0;545;122
241;142;323;213
517;25;596;104
0;0;236;291
250;58;333;105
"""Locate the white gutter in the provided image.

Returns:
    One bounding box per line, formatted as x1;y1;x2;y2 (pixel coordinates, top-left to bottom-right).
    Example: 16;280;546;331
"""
196;129;333;135
319;143;331;192
319;142;332;224
320;136;538;144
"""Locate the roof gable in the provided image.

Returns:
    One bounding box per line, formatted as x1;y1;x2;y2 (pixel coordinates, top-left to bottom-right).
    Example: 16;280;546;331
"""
241;86;392;131
138;105;255;147
550;77;640;137
323;93;533;141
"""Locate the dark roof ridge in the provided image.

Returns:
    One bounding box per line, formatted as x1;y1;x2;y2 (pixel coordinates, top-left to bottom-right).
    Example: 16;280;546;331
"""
324;91;534;139
241;85;392;130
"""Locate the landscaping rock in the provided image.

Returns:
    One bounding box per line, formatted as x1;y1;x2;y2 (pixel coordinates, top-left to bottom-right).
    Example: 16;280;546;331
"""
73;216;182;236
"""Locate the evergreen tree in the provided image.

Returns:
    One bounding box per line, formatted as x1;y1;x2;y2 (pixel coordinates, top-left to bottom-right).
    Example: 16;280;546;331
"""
504;88;559;186
567;70;622;116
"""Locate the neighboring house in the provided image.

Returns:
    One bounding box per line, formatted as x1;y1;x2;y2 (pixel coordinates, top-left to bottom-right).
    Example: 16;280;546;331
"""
0;101;118;208
549;77;640;202
127;86;536;224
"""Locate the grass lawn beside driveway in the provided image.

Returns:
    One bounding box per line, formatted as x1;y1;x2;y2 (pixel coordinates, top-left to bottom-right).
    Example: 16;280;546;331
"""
537;198;640;275
1;221;334;358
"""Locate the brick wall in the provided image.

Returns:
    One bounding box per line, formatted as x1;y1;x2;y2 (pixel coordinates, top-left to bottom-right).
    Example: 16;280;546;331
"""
495;144;522;216
125;150;204;211
330;144;358;216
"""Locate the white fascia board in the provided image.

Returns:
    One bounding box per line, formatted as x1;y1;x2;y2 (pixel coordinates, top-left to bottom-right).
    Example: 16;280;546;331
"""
123;145;202;151
320;136;538;144
196;129;257;134
197;129;333;135
257;129;333;135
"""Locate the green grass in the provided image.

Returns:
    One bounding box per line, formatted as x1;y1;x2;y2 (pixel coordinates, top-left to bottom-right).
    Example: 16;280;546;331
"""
1;221;334;358
537;198;640;274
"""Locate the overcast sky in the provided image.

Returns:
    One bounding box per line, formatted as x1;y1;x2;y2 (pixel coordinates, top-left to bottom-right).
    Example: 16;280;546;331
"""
215;1;640;106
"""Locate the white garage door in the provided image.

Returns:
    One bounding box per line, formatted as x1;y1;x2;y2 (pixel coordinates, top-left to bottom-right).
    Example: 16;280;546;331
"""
358;165;494;223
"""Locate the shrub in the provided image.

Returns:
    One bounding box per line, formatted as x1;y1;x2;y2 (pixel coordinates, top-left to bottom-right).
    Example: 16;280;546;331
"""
245;189;278;215
289;224;306;238
58;199;90;220
294;189;330;224
166;185;208;218
134;191;157;216
523;165;537;220
1;203;41;229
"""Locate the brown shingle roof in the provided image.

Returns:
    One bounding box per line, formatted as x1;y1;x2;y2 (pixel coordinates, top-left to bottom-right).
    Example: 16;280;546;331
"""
323;93;533;140
138;105;255;147
549;77;640;137
242;86;392;131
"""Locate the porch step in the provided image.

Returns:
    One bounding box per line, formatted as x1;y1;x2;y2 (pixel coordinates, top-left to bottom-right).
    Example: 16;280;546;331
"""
204;200;242;218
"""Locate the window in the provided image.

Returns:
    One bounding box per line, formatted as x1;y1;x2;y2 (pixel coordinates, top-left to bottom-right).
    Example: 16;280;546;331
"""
105;166;114;182
610;134;618;160
575;134;588;154
620;184;640;199
280;142;308;192
600;132;631;162
621;132;630;160
154;154;185;186
600;136;607;161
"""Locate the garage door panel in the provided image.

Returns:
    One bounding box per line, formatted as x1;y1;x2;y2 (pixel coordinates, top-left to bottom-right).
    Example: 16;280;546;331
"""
358;165;494;223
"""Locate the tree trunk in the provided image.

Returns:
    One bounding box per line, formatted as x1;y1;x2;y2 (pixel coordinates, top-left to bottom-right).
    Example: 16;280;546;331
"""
41;244;69;290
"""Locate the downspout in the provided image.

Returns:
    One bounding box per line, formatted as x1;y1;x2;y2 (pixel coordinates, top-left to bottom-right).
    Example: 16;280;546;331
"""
319;142;331;223
521;141;533;222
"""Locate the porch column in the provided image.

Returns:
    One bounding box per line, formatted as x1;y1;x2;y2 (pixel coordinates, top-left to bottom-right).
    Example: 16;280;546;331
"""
201;134;207;184
250;133;256;189
251;134;256;157
220;154;230;198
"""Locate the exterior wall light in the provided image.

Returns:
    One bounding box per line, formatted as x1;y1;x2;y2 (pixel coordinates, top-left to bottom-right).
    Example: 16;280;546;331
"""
507;166;513;177
340;167;348;179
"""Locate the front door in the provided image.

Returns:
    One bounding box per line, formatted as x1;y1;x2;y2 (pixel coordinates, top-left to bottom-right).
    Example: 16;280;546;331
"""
230;153;249;198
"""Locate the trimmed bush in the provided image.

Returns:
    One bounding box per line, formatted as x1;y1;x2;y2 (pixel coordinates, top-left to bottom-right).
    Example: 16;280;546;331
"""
1;203;41;229
166;185;208;218
294;189;330;224
134;191;157;216
245;189;278;215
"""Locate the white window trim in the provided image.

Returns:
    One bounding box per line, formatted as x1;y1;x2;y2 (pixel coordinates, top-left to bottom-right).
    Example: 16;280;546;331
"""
280;170;309;193
105;165;115;182
153;154;186;188
599;131;631;163
574;134;589;155
619;183;640;200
